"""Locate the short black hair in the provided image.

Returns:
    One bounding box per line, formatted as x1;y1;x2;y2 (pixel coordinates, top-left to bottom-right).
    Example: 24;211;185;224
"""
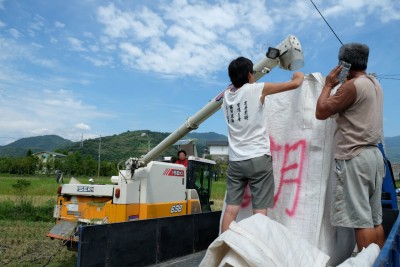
177;150;186;157
338;43;369;71
228;57;253;88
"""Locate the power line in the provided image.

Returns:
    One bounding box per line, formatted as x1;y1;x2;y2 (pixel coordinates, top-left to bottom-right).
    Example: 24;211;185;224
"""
376;74;400;77
377;77;400;81
309;0;343;46
370;73;400;82
309;1;399;83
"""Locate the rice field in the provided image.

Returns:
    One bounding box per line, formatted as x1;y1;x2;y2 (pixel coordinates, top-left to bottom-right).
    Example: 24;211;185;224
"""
0;220;77;267
0;174;226;266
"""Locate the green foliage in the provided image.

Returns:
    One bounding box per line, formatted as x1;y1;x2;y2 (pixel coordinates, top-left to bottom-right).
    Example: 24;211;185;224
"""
0;130;230;176
66;130;181;162
12;179;31;191
204;154;213;160
0;175;111;196
12;179;31;204
0;200;14;220
26;149;33;157
0;155;38;175
0;130;229;160
213;159;227;180
0;198;54;222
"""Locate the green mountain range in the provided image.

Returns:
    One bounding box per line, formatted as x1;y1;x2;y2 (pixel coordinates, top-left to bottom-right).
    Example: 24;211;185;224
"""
384;136;400;163
0;135;73;158
0;131;228;162
1;132;399;163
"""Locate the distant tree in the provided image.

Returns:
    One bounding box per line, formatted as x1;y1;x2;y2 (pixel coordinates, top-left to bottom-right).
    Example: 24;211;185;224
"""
83;155;97;176
12;156;38;175
26;149;33;157
54;148;68;155
0;157;13;173
100;161;117;177
45;157;54;175
54;157;64;173
63;153;76;176
204;154;213;160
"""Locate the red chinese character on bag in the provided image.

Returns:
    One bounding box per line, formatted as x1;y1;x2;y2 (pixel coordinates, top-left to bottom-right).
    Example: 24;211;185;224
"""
271;138;306;217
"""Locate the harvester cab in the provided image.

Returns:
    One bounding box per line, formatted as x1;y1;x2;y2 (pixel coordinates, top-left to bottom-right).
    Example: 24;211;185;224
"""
186;156;215;212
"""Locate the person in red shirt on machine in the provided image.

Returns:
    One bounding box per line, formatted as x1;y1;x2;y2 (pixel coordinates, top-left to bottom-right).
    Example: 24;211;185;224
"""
175;150;188;168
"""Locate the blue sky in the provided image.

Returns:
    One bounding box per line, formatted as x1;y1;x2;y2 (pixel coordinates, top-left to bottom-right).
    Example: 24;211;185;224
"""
0;0;399;146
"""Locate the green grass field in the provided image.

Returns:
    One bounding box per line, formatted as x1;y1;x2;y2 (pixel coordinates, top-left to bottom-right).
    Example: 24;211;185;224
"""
0;175;112;196
0;174;226;266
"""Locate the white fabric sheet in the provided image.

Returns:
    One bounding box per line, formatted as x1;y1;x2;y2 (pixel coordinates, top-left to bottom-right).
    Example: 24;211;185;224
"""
218;73;358;266
201;214;330;267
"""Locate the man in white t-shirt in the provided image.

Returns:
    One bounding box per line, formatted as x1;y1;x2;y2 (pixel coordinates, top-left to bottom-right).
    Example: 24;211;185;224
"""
221;56;304;233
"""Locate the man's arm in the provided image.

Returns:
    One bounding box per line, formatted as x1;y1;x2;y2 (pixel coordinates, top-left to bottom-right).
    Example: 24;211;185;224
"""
316;66;341;120
261;72;304;99
316;66;356;120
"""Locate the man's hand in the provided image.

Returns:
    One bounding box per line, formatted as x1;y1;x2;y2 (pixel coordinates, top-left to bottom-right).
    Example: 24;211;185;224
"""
325;65;342;89
291;72;305;87
261;71;304;99
316;66;343;120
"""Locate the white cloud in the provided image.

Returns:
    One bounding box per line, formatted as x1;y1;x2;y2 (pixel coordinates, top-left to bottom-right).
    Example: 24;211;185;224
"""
75;123;91;131
369;1;400;22
1;0;400;144
27;14;45;37
9;28;21;38
55;21;65;28
0;37;57;69
0;35;111;144
67;37;87;52
310;0;400;24
0;82;111;144
95;0;276;77
97;3;166;40
83;55;114;67
119;42;142;57
89;45;99;52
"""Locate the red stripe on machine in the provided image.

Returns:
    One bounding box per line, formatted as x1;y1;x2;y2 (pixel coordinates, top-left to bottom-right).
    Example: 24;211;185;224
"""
164;169;184;177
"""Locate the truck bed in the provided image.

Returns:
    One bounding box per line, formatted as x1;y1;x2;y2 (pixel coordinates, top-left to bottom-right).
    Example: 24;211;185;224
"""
374;209;400;267
77;209;400;266
77;211;221;267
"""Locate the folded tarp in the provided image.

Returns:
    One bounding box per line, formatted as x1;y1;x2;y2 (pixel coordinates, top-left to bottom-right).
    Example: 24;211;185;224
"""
201;213;330;267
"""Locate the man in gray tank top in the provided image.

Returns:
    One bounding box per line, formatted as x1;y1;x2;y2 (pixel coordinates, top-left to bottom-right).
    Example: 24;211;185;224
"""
315;43;385;251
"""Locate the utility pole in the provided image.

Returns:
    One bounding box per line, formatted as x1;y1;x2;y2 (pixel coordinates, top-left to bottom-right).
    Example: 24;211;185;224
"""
80;133;83;148
98;135;101;178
